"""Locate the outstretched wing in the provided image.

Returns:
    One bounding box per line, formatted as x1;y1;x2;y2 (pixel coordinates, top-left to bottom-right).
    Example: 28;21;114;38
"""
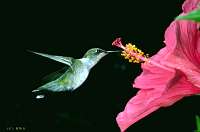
28;50;74;67
41;66;68;84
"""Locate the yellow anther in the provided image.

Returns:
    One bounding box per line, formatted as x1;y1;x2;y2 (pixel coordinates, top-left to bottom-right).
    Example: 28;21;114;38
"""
121;53;126;56
120;42;149;64
125;56;129;59
131;57;135;60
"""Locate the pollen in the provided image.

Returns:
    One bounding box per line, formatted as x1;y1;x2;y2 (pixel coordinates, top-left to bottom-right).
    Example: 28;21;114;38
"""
121;43;149;63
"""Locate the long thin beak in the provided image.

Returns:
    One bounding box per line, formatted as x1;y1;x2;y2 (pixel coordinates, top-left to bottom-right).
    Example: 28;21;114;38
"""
106;50;121;53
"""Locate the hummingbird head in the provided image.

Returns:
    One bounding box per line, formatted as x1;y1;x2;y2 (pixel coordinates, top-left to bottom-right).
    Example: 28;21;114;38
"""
82;48;119;68
83;48;108;60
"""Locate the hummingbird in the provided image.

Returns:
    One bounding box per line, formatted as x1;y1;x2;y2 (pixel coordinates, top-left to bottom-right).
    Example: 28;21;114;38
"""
31;48;118;98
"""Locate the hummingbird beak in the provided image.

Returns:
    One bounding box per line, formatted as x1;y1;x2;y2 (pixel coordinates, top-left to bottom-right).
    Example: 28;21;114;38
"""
106;50;121;53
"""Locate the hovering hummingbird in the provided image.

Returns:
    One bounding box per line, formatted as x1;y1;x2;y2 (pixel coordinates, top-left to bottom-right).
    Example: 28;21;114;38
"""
31;48;118;97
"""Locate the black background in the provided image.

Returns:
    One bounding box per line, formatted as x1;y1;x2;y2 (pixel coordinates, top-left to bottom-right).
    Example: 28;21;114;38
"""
2;1;200;132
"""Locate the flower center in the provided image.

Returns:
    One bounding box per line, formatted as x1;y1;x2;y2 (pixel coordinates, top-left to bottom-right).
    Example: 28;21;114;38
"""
112;38;174;72
121;43;149;63
112;37;149;63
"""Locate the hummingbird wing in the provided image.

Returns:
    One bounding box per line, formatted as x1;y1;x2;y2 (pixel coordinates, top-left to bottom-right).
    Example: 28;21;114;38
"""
28;50;74;67
32;66;69;96
41;66;68;84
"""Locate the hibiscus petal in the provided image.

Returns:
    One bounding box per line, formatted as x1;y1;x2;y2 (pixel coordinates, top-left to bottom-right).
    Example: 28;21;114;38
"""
182;0;200;13
164;21;178;51
175;21;200;67
116;0;200;131
134;61;175;90
163;20;200;87
133;46;176;91
164;18;200;68
117;71;200;131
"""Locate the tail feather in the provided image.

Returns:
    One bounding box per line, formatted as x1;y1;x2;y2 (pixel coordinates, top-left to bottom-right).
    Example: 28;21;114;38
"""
32;89;40;92
32;88;45;99
35;83;66;92
35;94;45;99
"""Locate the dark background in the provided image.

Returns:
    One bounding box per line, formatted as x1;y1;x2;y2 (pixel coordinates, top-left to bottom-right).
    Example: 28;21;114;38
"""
2;1;200;132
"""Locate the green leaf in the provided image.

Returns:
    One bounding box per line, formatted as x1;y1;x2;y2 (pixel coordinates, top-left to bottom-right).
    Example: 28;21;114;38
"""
196;115;200;131
176;9;200;22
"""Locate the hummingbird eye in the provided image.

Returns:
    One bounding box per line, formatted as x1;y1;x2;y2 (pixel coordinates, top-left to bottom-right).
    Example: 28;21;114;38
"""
96;49;101;53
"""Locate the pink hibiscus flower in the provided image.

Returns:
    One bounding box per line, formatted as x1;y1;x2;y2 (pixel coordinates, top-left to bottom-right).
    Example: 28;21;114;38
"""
112;0;200;131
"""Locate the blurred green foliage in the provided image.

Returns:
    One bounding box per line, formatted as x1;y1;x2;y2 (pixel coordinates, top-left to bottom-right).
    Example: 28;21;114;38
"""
176;9;200;22
195;115;200;132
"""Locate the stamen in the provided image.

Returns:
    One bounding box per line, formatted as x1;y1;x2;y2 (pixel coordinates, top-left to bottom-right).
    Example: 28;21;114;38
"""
112;37;174;72
122;43;149;63
112;38;149;64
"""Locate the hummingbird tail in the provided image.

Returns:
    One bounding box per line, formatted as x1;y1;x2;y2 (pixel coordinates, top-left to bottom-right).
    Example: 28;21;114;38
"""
32;89;40;92
35;94;45;99
32;89;45;99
